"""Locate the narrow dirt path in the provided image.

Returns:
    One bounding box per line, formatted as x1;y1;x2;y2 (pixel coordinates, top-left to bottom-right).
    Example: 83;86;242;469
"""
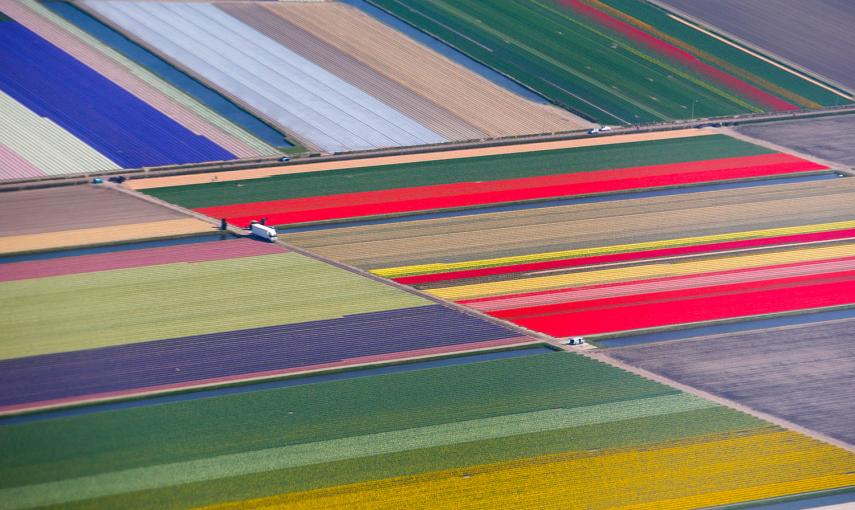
128;129;713;189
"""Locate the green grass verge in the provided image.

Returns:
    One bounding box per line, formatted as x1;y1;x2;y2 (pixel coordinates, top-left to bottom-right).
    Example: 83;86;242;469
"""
144;135;771;208
0;252;428;359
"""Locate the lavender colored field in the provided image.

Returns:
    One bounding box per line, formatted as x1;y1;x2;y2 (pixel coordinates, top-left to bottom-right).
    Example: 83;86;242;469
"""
659;0;855;91
0;238;282;282
737;115;855;167
0;304;527;412
0;186;187;237
607;319;855;445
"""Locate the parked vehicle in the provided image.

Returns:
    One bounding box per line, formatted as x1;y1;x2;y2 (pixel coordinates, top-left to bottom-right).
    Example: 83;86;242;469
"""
249;222;278;242
587;126;613;134
560;336;586;346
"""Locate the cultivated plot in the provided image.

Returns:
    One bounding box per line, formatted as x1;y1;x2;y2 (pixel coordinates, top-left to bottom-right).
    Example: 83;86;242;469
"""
661;0;855;93
737;115;855;168
607;319;855;446
0;0;281;163
2;352;852;509
141;133;827;228
84;0;445;152
222;1;588;139
279;175;855;338
83;0;588;152
0;8;235;174
0;238;530;413
368;0;847;124
38;0;289;152
0;185;212;254
128;129;714;189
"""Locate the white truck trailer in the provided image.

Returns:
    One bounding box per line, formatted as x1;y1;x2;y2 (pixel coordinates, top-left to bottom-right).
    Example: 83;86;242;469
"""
250;222;278;242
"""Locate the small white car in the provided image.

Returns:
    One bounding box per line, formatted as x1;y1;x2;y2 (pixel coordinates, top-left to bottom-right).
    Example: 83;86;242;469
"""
560;336;586;346
587;126;612;135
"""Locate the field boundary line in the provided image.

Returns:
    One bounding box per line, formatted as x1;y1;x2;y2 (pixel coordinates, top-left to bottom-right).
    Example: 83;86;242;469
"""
109;184;559;357
4;106;855;193
126;129;714;189
582;347;855;453
102;184;855;458
722;127;854;176
600;313;855;349
74;1;310;152
647;0;855;99
376;219;855;277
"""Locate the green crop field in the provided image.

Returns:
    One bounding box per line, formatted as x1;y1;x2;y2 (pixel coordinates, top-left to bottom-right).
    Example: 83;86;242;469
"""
145;135;771;209
0;252;428;359
602;0;849;105
367;0;848;124
0;352;765;509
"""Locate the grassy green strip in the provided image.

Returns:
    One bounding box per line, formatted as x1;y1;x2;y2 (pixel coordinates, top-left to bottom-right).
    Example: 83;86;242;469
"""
0;353;676;487
0;394;717;507
145;135;771;208
44;408;766;509
0;252;428;359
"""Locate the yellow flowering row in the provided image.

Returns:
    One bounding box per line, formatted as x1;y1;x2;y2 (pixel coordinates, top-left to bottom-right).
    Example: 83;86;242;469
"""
201;429;855;510
372;220;855;278
429;240;855;300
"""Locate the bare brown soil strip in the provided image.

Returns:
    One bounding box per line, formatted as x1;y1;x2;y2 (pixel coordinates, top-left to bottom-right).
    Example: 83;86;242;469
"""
263;2;590;136
129;129;711;190
0;218;213;255
219;3;486;142
0;185;190;236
